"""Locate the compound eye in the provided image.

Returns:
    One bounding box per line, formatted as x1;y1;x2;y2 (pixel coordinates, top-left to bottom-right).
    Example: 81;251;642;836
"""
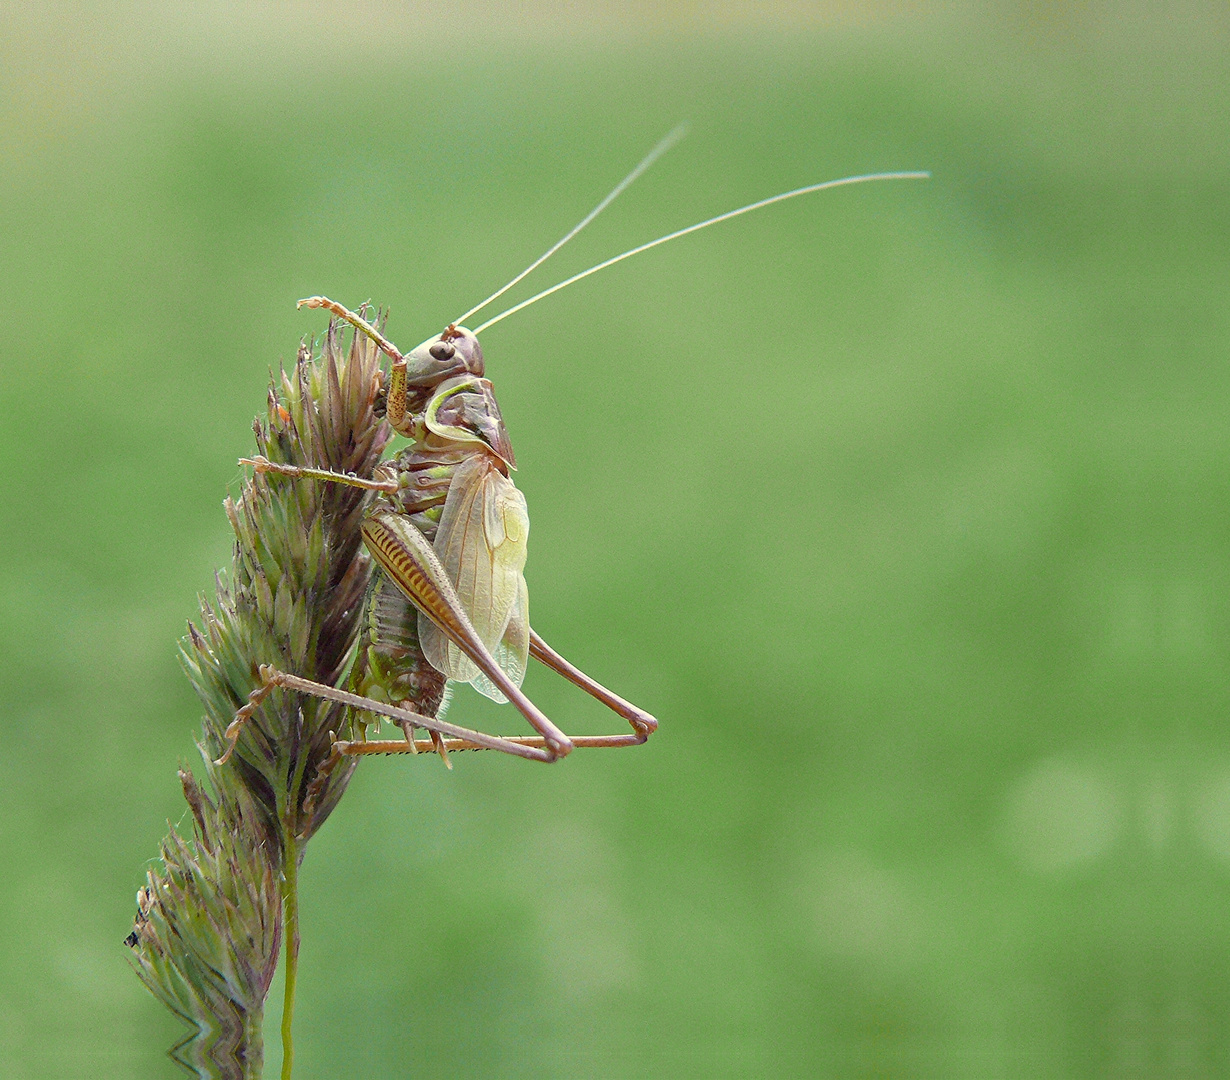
429;341;456;362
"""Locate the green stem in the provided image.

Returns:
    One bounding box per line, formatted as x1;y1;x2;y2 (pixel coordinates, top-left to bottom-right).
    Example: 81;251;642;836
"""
279;733;312;1080
280;830;300;1080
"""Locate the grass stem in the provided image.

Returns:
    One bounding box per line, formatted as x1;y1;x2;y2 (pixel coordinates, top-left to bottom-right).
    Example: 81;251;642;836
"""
280;831;300;1080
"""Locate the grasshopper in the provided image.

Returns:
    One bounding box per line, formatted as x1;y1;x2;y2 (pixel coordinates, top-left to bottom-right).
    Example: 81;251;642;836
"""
216;132;927;789
226;302;657;792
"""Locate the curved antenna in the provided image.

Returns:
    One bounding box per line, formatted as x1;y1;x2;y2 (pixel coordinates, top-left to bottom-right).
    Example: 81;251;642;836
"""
452;124;689;328
473;170;930;336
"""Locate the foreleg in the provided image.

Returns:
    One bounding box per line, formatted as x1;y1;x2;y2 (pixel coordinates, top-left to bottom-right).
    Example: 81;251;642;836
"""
240;455;399;492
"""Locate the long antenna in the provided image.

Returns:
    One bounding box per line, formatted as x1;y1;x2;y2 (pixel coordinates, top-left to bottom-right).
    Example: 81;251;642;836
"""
452;124;689;328
472;170;930;336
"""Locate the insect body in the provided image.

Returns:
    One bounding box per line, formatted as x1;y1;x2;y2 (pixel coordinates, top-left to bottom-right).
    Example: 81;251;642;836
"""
363;327;529;708
217;135;928;784
223;300;656;778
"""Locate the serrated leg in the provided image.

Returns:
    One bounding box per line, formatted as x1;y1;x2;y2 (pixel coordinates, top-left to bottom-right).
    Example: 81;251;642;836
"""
231;664;654;820
219;664;557;766
297;296;403;362
241;456;399;492
297;294;411;430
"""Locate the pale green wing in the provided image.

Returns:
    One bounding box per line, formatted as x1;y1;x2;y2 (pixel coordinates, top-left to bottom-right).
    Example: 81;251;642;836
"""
473;574;529;703
420;454;530;702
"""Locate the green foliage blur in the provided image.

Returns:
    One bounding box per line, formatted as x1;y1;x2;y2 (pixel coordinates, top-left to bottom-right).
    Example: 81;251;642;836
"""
2;4;1228;1076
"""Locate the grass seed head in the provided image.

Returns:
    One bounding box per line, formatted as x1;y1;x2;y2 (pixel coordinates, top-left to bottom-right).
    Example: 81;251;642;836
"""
131;317;392;1070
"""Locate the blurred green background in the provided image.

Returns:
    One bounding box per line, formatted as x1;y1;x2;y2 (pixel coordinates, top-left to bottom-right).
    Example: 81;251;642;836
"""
2;2;1229;1076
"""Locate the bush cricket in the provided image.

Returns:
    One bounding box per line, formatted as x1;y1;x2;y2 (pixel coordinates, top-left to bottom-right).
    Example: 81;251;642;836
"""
217;132;928;791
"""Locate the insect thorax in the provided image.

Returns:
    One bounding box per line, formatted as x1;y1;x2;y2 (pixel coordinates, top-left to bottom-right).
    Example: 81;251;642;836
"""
375;443;475;543
378;375;517;543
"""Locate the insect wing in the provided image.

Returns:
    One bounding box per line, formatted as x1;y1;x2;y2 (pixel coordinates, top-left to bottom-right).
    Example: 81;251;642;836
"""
474;574;528;702
420;454;530;702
